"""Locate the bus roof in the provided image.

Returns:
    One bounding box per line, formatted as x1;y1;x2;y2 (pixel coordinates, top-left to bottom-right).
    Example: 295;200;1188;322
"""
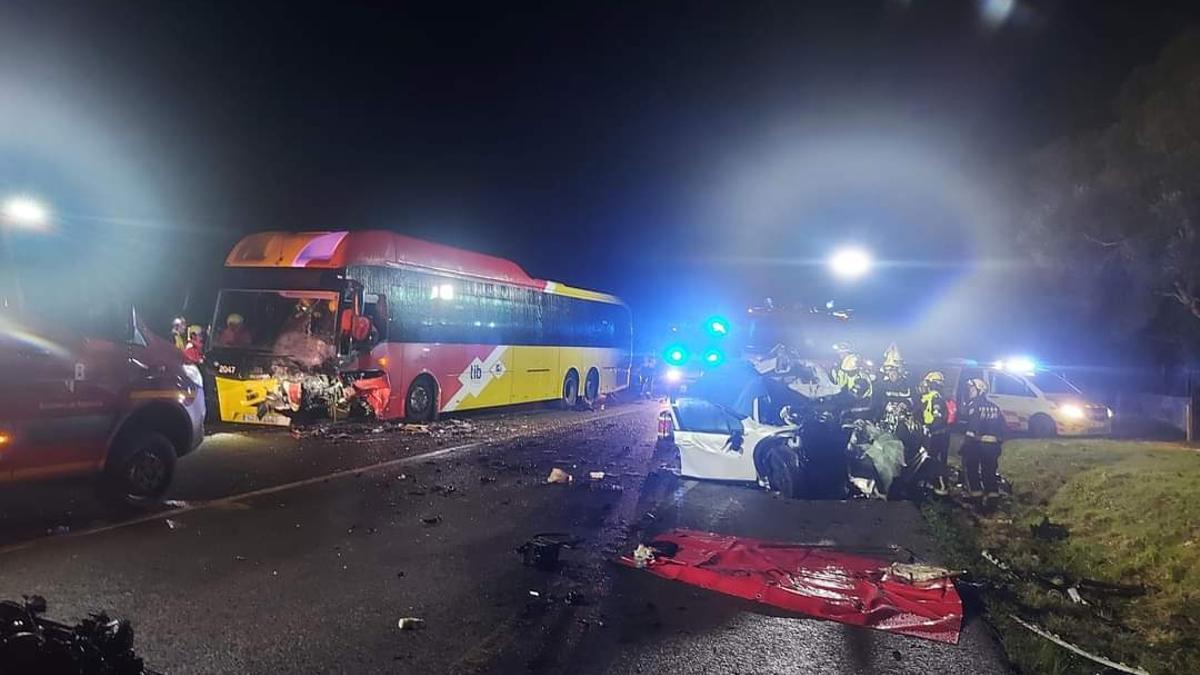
225;230;623;304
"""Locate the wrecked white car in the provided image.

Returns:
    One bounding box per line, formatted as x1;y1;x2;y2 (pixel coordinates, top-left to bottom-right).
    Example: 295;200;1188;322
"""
664;360;852;498
669;396;805;494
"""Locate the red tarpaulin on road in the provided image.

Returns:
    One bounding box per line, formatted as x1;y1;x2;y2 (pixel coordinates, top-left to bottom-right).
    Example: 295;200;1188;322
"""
618;529;963;643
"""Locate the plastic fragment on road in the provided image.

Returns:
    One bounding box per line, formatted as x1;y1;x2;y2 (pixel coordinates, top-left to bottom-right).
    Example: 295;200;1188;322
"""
1009;614;1148;675
588;471;606;480
546;468;572;484
397;617;426;631
619;529;963;644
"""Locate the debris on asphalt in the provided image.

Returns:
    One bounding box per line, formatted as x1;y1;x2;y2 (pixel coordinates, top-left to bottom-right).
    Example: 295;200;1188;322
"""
234;555;246;562
0;596;149;674
632;544;656;568
1009;614;1148;675
420;514;442;525
546;468;573;484
588;471;606;480
46;525;71;536
431;484;457;496
164;518;185;531
516;533;580;571
479;475;497;484
886;562;957;586
620;529;963;643
1030;516;1070;541
162;499;190;508
397;617;426;631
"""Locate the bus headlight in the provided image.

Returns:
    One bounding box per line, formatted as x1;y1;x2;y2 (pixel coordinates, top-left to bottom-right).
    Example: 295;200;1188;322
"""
1059;404;1085;420
665;368;683;384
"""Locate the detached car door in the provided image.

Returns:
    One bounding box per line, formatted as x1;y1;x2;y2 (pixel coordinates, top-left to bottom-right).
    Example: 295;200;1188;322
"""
671;397;757;481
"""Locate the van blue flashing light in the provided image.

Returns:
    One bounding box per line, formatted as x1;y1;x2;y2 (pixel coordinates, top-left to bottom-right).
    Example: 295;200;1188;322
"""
995;356;1037;375
664;345;688;366
703;348;725;366
706;316;729;337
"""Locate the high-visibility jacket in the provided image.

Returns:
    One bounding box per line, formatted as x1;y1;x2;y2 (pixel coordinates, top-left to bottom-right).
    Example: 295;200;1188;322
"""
922;390;949;434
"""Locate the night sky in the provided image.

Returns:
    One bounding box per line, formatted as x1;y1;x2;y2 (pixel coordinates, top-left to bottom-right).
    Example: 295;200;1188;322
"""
2;1;1199;354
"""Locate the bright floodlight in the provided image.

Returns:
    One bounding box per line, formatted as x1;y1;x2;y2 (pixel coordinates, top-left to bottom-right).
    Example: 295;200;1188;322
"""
828;247;872;280
2;196;49;228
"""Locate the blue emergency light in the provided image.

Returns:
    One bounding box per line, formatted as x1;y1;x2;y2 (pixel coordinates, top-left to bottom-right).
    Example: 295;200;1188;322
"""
705;316;730;337
703;348;725;366
664;344;688;366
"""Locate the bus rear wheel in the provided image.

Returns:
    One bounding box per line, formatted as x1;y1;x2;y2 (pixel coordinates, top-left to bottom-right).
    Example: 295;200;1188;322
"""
560;371;579;409
582;368;600;407
406;376;438;423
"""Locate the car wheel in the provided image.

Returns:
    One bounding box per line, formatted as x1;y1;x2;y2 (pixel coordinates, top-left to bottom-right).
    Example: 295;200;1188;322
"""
560;370;579;409
1030;414;1057;438
406;376;438;422
764;444;801;498
100;430;177;509
582;369;600;407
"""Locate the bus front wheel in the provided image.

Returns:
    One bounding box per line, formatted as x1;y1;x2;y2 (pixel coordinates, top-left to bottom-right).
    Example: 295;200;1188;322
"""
406;376;438;423
560;371;579;409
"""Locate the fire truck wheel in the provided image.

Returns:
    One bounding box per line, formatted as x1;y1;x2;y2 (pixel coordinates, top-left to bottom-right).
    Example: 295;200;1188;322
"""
99;430;177;509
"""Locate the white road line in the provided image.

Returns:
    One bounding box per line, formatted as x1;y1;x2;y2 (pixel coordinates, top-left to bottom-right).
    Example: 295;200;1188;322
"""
0;406;644;557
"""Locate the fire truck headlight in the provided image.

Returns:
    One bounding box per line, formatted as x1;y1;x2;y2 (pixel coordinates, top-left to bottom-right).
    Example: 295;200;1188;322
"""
665;368;683;384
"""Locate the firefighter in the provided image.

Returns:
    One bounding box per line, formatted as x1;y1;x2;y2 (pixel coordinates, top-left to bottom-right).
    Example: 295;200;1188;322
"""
920;371;951;494
217;313;251;346
831;352;873;410
182;324;205;364
960;377;1005;503
874;343;913;424
171;316;188;351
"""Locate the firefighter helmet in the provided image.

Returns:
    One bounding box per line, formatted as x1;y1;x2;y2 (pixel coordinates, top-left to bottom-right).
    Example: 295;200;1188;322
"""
840;353;860;372
226;313;244;326
923;371;946;387
882;342;904;369
966;377;988;395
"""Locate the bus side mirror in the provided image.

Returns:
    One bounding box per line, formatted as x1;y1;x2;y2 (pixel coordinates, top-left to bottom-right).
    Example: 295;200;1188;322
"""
351;316;372;342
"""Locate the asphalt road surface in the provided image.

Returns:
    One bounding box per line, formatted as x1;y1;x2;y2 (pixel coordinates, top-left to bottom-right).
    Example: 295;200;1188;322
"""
0;398;1009;674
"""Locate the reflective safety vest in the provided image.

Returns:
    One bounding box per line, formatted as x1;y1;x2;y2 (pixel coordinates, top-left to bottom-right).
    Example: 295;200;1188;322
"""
922;390;947;429
834;368;872;400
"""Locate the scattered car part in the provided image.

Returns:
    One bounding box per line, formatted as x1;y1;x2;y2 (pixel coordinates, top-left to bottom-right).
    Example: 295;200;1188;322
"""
1009;614;1148;675
1030;516;1070;541
516;533;581;571
546;468;572;484
0;596;156;674
396;617;425;631
619;529;963;643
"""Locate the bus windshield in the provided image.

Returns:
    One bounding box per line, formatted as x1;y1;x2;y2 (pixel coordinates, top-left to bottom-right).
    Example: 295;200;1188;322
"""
212;289;339;357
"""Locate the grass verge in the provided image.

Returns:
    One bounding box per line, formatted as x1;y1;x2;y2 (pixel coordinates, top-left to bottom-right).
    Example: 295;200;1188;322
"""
922;437;1200;674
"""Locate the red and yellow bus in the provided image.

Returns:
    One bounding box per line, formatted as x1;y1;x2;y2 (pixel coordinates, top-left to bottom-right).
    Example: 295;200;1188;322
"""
207;230;631;425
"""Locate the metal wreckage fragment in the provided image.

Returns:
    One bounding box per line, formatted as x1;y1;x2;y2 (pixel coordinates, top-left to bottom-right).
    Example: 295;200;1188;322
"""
0;596;158;675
